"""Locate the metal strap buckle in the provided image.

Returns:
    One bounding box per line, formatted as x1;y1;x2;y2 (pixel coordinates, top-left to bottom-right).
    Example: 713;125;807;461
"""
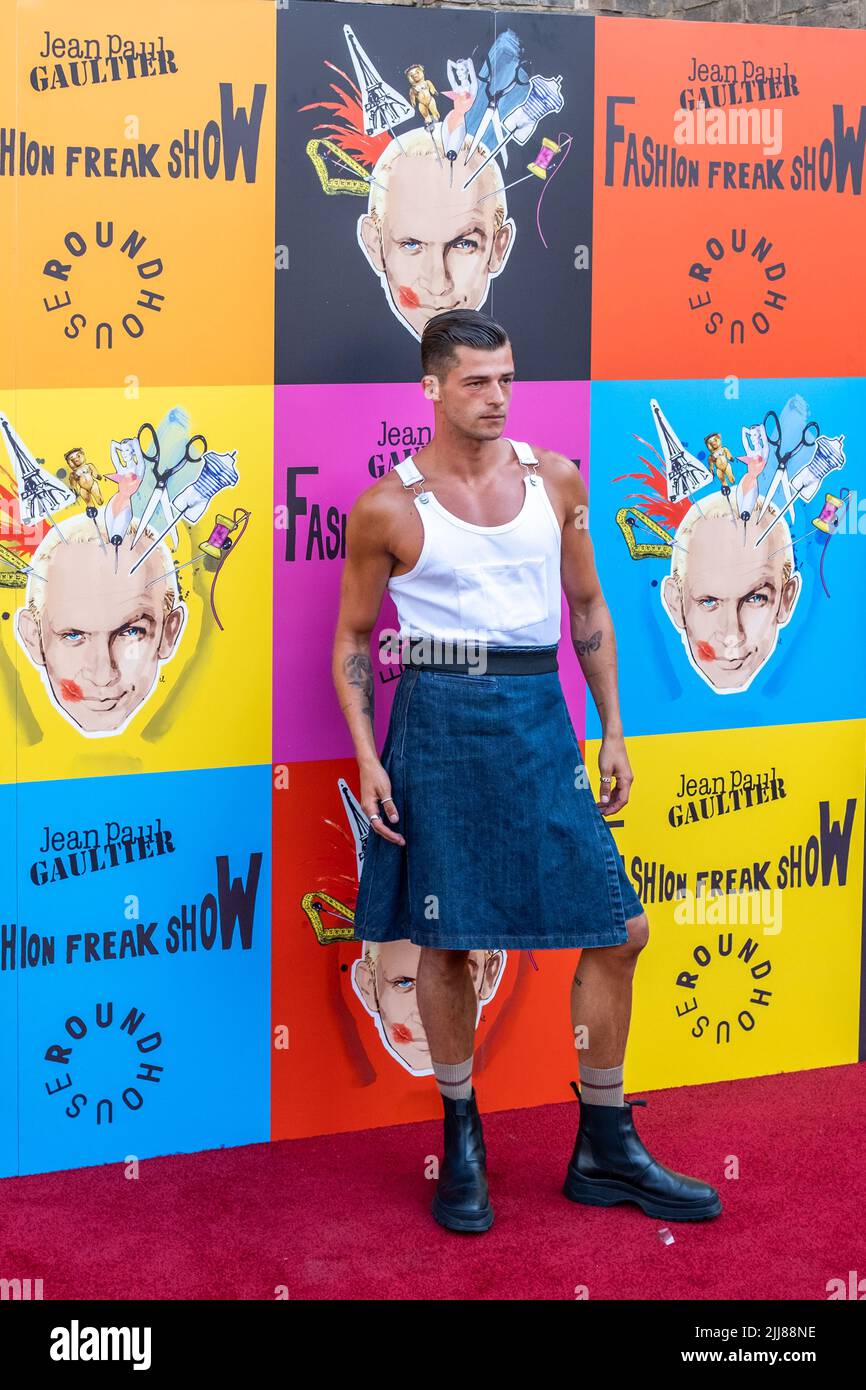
400;475;426;497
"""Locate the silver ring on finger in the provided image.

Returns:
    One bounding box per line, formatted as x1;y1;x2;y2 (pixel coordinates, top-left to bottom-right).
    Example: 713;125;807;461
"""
370;813;381;823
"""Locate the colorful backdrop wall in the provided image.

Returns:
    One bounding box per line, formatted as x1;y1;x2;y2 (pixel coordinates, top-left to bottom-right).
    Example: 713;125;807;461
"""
1;0;863;1176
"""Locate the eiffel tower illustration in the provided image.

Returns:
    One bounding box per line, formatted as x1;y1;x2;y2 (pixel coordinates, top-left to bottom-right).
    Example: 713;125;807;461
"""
0;414;75;525
649;399;712;503
343;25;414;136
338;776;372;876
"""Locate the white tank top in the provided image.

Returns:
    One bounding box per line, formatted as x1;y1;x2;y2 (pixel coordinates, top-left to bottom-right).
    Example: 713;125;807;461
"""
387;439;562;647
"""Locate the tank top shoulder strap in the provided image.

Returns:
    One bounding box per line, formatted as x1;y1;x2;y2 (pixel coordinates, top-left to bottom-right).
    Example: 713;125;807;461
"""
394;457;425;487
505;438;541;471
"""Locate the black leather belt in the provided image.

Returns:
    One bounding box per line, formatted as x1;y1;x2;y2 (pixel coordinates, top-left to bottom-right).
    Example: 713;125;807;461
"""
400;644;559;676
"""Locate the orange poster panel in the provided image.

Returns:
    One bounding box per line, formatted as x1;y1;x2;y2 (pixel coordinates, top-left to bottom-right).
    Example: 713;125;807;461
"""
592;17;866;381
1;0;274;390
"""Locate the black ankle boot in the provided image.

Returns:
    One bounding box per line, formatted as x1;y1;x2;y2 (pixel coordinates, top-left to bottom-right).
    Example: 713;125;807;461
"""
563;1081;722;1221
431;1088;494;1233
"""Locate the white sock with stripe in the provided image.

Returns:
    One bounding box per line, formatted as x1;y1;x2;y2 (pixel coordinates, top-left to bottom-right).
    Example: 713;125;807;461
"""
432;1055;473;1101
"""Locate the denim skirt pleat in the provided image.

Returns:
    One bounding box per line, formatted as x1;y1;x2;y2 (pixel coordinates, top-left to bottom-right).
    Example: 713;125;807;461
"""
352;663;644;951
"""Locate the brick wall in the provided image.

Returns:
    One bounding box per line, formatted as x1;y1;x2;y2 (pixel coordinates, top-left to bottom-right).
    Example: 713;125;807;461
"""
330;0;866;30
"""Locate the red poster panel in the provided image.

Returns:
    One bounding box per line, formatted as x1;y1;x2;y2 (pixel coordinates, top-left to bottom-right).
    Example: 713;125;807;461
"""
271;760;585;1140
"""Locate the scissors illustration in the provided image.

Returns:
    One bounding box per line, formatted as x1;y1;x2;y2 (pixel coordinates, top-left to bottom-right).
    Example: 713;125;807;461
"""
755;409;820;528
132;422;207;549
464;43;531;165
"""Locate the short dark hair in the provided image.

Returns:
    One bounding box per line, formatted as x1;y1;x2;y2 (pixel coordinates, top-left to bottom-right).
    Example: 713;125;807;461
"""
420;309;509;378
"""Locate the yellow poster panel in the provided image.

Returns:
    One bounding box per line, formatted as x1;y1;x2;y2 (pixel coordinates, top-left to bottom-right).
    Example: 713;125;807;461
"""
0;384;271;784
588;720;865;1089
1;0;274;389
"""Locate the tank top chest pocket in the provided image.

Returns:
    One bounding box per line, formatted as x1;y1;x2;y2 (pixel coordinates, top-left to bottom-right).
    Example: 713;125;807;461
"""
452;554;550;633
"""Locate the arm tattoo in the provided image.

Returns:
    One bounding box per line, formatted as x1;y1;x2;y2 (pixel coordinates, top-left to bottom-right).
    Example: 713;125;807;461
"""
344;651;374;725
575;630;603;656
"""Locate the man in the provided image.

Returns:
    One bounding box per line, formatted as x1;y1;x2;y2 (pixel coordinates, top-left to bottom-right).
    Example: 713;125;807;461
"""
332;309;721;1234
357;129;515;341
17;514;185;737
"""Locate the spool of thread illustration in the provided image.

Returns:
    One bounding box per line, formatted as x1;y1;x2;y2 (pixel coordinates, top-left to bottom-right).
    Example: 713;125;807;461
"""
199;513;238;559
527;137;561;179
812;492;843;535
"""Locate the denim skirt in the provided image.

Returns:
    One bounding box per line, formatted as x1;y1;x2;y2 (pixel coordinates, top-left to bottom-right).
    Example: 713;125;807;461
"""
352;653;644;951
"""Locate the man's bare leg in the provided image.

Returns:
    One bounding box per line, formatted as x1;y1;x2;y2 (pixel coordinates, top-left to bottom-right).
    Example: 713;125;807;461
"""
416;946;476;1066
564;908;722;1218
570;912;649;1102
418;946;492;1232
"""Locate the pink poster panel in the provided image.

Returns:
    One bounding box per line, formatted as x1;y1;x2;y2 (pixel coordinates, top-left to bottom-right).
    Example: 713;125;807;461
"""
273;381;591;764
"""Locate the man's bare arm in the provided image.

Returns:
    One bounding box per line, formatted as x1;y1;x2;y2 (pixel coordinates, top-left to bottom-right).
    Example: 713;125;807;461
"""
332;489;393;764
331;486;406;842
543;452;633;813
557;461;624;739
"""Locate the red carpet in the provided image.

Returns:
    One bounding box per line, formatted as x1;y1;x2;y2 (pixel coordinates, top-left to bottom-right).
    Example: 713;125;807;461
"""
2;1064;863;1301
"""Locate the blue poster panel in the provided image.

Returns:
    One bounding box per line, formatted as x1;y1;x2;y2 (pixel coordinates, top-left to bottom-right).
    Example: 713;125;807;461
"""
589;376;866;739
6;764;271;1177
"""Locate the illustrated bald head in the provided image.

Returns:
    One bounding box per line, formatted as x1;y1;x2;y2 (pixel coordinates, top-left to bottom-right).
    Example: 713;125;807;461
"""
18;516;186;735
358;128;515;339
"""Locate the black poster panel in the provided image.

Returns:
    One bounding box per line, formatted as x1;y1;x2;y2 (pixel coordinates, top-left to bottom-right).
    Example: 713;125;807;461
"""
488;9;594;382
276;0;593;384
